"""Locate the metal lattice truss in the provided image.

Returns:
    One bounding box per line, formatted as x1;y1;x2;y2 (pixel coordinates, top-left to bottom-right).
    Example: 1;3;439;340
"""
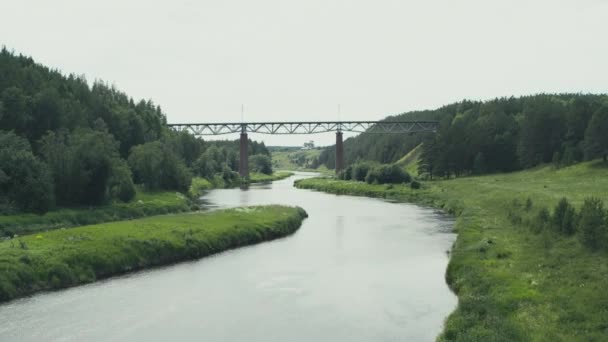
167;121;438;136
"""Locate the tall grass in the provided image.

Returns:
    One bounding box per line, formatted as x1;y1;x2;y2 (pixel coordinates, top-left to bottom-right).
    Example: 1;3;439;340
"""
0;205;307;302
0;189;192;237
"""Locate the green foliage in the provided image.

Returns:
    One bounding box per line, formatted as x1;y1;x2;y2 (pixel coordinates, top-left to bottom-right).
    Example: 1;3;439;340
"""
578;197;607;251
188;177;213;198
109;160;136;202
128;141;192;192
364;164;411;184
551;197;577;235
583;104;608;162
249;154;273;175
533;207;551;234
0;131;54;213
248;172;293;183
320;94;608;176
351;161;377;181
0;189;191;237
0;205;307;302
410;180;421;189
296;161;608;340
39;128;126;205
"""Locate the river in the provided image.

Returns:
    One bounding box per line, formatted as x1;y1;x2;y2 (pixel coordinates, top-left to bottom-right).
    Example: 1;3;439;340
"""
0;173;456;341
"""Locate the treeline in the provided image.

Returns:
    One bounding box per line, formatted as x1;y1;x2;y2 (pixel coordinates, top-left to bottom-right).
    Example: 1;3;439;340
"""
0;48;270;215
319;94;608;177
510;196;608;252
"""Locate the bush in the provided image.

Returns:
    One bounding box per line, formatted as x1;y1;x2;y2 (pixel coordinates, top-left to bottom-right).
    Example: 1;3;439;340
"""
525;197;533;211
338;165;353;180
128;141;192;193
109;161;136;202
351;161;377;182
533;207;551;234
410;180;421;189
578;197;607;251
249;154;272;175
551;197;577;235
365;164;411;184
0;131;55;213
221;164;241;187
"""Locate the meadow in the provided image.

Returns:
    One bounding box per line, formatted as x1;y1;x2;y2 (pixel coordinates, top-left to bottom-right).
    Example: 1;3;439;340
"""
0;189;192;237
295;161;608;341
0;205;307;302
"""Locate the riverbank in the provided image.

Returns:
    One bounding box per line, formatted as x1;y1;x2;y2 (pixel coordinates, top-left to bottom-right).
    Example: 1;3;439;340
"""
1;173;296;238
295;161;608;341
249;171;294;183
188;172;294;197
0;189;193;237
0;205;307;303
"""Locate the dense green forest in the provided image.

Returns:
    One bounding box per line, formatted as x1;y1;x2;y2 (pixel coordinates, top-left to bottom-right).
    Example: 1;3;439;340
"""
319;94;608;178
0;48;270;215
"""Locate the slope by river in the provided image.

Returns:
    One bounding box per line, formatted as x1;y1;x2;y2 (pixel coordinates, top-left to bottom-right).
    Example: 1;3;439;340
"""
0;172;456;341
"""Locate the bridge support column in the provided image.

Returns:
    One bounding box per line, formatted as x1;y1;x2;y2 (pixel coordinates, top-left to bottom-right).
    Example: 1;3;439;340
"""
335;131;344;174
239;133;249;178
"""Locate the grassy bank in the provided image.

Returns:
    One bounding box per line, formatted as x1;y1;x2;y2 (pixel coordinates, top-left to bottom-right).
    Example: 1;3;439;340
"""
295;161;608;341
0;205;307;303
187;172;294;198
271;150;332;174
0;189;193;237
249;171;293;183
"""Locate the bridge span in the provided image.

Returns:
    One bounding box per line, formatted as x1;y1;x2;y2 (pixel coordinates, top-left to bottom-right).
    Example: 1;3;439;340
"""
167;121;437;177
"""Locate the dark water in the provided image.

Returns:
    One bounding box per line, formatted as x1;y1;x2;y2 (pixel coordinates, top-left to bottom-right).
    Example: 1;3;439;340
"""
0;173;456;341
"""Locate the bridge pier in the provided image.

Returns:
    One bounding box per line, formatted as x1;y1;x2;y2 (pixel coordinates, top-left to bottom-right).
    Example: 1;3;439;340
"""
335;131;344;174
239;132;249;178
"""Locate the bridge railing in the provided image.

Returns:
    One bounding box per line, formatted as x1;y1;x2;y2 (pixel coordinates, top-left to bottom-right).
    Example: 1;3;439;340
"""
167;121;438;136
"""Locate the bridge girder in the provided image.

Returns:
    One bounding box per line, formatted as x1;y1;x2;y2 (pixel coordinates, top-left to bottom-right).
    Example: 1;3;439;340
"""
167;121;437;136
167;120;437;177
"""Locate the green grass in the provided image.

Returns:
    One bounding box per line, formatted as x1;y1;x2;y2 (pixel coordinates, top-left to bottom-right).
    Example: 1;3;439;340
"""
0;205;307;302
249;171;294;183
272;150;332;174
395;143;422;176
295;161;608;341
188;177;214;198
0;188;193;237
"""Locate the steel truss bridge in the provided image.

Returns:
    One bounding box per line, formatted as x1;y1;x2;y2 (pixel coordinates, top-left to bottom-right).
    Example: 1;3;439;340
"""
167;121;438;136
167;121;437;177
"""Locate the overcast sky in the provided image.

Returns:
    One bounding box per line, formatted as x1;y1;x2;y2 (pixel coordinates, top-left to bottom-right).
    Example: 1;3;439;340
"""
2;0;607;146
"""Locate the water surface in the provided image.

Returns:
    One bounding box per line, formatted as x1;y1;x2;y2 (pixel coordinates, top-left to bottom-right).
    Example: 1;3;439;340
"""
0;173;456;341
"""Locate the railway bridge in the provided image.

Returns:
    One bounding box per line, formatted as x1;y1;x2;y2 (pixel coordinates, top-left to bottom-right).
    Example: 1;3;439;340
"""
167;121;437;177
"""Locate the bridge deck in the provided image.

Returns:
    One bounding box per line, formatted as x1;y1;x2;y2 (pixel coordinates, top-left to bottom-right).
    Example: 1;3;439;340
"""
167;121;437;135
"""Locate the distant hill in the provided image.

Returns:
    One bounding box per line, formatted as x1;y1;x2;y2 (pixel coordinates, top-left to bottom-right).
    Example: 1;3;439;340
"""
318;94;608;178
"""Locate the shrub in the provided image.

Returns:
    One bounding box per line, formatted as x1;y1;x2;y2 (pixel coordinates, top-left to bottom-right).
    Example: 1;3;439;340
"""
365;164;411;184
221;164;241;187
128;141;192;193
351;161;377;182
109;161;136;202
0;131;55;213
578;197;607;251
525;197;533;211
249;154;272;175
533;207;551;234
338;165;353;180
410;180;421;189
552;197;577;235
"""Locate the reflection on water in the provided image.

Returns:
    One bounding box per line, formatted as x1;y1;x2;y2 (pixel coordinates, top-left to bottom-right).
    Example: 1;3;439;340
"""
0;172;456;342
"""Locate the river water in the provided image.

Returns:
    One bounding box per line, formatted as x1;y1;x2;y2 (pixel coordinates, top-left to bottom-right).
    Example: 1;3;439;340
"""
0;173;456;341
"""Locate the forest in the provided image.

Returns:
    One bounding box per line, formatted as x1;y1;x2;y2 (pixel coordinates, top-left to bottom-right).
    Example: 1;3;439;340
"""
318;94;608;178
0;48;271;215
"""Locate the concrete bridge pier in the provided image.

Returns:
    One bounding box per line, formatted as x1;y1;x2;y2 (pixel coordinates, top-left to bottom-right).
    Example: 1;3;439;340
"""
239;132;249;178
335;131;344;174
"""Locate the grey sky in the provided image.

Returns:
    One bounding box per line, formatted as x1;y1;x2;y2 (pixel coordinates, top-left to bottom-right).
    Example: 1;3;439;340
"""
2;0;607;146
